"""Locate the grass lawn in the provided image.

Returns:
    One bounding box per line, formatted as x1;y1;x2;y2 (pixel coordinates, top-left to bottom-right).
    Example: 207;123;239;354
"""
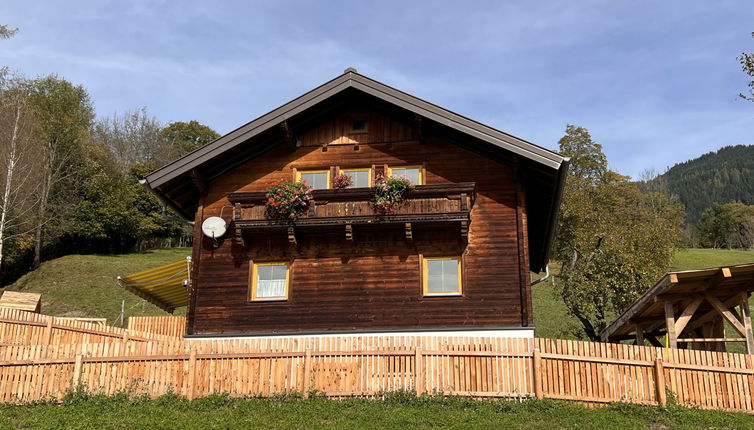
0;393;753;430
5;248;190;325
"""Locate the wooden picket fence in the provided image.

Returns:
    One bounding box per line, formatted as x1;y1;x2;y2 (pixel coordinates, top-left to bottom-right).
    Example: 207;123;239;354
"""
0;307;170;346
127;316;186;338
0;310;754;412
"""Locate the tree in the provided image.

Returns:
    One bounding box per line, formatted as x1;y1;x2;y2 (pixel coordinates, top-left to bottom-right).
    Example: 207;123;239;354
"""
553;125;684;340
738;32;754;102
93;108;163;173
695;202;754;249
0;25;18;40
0;72;41;271
160;120;219;162
27;76;94;268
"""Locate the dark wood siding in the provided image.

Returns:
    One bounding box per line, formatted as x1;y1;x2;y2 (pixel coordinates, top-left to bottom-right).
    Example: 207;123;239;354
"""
189;110;528;335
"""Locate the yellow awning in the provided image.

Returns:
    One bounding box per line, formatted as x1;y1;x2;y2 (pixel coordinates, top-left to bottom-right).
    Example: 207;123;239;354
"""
117;257;191;313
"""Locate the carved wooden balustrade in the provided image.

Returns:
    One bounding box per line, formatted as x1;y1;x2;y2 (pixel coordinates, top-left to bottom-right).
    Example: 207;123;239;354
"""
227;182;475;245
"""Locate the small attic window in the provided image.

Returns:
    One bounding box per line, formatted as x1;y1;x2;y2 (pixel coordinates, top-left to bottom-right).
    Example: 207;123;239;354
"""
351;119;366;132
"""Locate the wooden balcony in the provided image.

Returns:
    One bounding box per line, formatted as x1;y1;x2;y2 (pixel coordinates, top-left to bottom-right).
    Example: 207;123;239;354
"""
227;182;475;244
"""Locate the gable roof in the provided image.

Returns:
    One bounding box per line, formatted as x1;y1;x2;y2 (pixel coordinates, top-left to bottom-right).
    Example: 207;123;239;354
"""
144;69;569;272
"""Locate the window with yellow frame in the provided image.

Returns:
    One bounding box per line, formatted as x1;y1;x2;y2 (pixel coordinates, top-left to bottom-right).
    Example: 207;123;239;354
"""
340;168;371;188
422;256;462;296
250;262;290;301
296;170;330;189
388;166;423;185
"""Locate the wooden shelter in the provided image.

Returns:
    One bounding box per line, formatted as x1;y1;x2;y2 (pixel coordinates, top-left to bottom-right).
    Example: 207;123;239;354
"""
601;263;754;353
0;291;41;313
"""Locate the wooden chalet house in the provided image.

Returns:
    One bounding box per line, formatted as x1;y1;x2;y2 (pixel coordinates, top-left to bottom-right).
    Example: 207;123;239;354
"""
145;69;569;338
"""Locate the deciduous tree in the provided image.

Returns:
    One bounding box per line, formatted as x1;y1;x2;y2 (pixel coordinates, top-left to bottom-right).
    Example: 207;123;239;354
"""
738;32;754;102
0;72;41;270
553;125;684;340
28;76;94;268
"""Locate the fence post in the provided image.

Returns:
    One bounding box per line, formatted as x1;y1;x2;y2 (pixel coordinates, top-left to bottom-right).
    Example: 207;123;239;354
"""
532;348;543;399
187;349;197;400
122;329;129;345
72;353;83;387
654;352;667;406
414;348;423;395
43;319;53;345
302;349;312;399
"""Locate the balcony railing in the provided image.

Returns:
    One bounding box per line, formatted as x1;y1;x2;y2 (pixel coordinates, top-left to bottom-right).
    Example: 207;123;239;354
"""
227;182;475;244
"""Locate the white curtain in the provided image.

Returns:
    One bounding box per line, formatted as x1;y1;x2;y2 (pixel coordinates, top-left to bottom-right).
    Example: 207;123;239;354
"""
257;279;286;298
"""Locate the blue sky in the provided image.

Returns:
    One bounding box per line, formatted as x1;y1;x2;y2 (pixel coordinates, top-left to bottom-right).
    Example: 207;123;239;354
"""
1;1;752;178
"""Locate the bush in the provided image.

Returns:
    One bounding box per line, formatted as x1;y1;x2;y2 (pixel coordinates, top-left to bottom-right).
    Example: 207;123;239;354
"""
265;180;314;220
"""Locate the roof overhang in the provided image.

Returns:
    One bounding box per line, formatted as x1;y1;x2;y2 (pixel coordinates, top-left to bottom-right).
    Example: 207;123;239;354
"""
144;69;569;271
117;258;191;313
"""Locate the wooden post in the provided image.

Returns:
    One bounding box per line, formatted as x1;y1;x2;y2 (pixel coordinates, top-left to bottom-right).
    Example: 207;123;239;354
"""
43;318;53;345
654;352;667;406
634;325;644;346
119;299;125;327
414;349;423;395
532;348;543;399
122;329;129;345
664;301;677;349
740;295;754;355
302;349;312;399
187;349;197;400
72;353;83;387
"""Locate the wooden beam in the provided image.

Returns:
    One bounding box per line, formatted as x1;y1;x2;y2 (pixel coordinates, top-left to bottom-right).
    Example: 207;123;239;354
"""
676;337;746;343
234;203;245;246
601;272;679;341
656;267;732;301
280;121;299;150
190;169;208;195
706;294;746;337
646;335;663;348
674;296;703;335
740;295;754;354
414;115;426;145
686;292;747;332
665;301;677;349
635;325;644;346
287;227;297;246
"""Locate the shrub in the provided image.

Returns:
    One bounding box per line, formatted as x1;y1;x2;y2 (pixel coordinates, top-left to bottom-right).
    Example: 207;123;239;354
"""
332;173;353;189
265;180;314;220
374;174;413;213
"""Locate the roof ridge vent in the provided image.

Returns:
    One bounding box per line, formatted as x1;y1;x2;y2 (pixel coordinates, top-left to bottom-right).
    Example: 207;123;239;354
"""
343;67;358;74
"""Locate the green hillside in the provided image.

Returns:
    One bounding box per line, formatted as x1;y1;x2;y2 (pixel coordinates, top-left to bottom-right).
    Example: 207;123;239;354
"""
645;144;754;223
3;248;190;326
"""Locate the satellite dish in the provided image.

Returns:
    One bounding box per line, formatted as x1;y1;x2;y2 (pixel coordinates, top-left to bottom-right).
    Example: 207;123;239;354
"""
201;216;226;238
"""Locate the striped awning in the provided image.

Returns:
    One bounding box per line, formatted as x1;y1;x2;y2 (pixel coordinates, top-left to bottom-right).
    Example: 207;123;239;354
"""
117;257;191;313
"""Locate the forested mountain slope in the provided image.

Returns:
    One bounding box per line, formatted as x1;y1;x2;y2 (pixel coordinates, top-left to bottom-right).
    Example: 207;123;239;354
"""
651;145;754;223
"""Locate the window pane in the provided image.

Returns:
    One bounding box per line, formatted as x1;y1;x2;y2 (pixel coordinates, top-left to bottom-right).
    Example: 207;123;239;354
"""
271;264;287;280
257;265;273;281
442;260;459;292
256;264;287;298
426;259;460;294
300;172;328;189
427;274;443;293
392;168;420;185
345;170;369;187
